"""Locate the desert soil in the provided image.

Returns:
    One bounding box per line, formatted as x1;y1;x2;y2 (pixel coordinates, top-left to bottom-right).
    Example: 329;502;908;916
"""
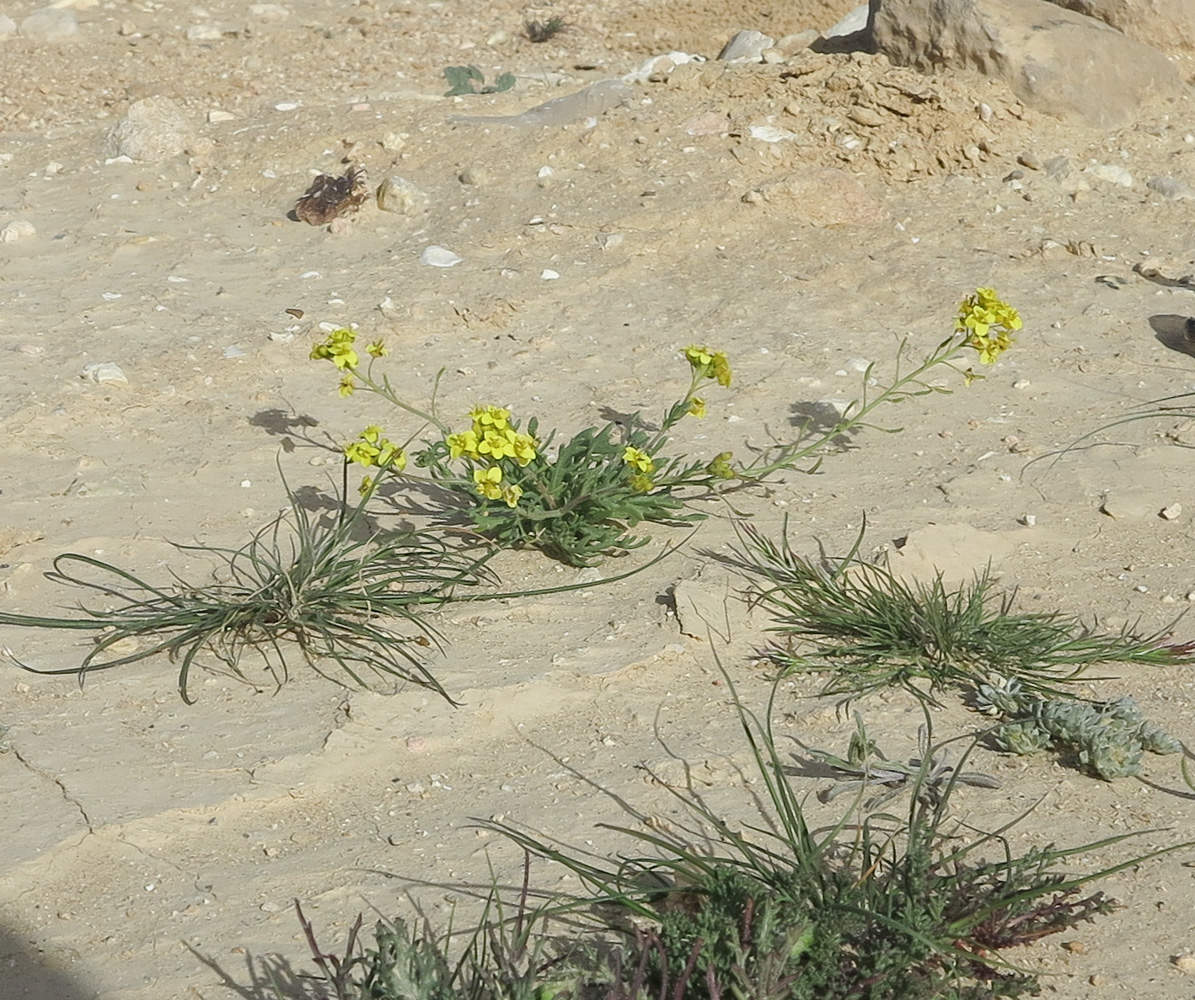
3;1;1195;998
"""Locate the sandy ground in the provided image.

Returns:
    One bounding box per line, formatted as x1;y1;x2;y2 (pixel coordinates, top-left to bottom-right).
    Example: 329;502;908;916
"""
4;1;1195;997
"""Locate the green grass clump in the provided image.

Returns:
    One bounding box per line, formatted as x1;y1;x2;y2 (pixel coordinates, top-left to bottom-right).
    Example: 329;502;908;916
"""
0;484;494;703
273;686;1183;999
740;521;1191;707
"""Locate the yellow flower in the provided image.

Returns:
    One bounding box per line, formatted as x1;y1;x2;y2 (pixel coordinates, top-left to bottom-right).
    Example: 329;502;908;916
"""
688;396;706;419
365;340;388;358
501;484;523;508
706;452;735;480
683;345;732;387
512;432;537;466
628;473;654;493
448;430;481;460
338;376;355;397
478;428;517;461
623;446;655;474
473;465;504;501
358;475;374;497
956;288;1019;365
345;426;406;470
470;405;511;433
310;328;359;370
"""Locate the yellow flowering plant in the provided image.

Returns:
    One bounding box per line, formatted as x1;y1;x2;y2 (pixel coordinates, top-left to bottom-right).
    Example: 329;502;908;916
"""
310;292;1019;566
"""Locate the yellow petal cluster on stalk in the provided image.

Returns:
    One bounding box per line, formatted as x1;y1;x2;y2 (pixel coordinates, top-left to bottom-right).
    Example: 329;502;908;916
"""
345;425;407;471
310;328;360;371
684;345;732;387
956;288;1020;365
473;464;504;501
622;446;655;474
453;405;538;466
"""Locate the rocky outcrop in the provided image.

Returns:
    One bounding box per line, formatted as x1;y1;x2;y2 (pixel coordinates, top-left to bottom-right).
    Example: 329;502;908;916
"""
1045;0;1195;54
868;0;1187;128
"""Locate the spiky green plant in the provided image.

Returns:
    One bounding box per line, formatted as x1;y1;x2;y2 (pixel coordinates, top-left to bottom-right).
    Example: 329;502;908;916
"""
739;520;1192;707
0;475;494;703
487;678;1184;999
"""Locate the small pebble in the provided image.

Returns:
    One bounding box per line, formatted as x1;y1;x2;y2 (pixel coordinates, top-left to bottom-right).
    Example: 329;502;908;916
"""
541;268;560;280
82;362;127;384
1160;503;1182;520
222;345;247;359
1062;940;1087;954
1012;379;1031;389
1146;176;1195;201
0;219;35;242
274;102;299;112
419;245;462;268
20;7;78;43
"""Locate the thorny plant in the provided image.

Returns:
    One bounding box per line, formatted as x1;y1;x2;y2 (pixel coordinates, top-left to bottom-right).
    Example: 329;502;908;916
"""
739;519;1194;708
311;289;1022;566
0;477;495;703
798;712;1001;812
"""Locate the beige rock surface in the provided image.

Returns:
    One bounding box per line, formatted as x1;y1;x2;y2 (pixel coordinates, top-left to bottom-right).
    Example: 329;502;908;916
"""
869;0;1188;127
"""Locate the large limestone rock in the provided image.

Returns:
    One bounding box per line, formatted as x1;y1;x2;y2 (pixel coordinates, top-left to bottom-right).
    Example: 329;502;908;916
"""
1045;0;1195;54
868;0;1187;128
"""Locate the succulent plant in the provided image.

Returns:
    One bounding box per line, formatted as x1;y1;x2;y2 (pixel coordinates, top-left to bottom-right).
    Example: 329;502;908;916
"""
977;674;1181;780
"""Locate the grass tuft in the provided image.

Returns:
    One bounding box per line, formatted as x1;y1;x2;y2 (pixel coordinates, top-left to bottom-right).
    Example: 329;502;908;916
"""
0;483;495;703
739;519;1192;707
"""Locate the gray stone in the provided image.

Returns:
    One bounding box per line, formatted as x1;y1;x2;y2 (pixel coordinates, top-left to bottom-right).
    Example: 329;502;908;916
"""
1044;0;1195;53
867;0;1187;128
717;29;775;62
19;7;77;42
107;96;192;162
1147;175;1195;200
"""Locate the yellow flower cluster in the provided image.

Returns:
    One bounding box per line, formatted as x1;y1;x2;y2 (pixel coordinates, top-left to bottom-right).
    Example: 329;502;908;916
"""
956;288;1020;365
345;425;407;471
448;406;537;466
472;466;523;507
684;345;732;388
623;446;655;492
447;406;537;508
310;328;388;396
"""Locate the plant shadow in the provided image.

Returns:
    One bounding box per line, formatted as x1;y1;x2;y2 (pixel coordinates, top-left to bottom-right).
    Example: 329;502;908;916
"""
0;923;97;1000
187;942;328;1000
1149;314;1195;356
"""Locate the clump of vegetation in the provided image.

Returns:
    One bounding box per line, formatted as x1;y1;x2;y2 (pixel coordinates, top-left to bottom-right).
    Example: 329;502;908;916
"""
741;520;1192;707
0;482;494;703
310;289;1024;566
269;684;1184;1000
443;64;516;96
975;674;1182;780
800;712;1000;811
524;16;568;43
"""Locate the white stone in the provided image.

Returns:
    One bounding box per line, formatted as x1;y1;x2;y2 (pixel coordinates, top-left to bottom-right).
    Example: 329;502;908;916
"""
19;7;77;42
107;96;191;162
0;220;36;242
1086;163;1133;187
185;23;222;42
825;3;869;37
82;362;128;384
418;245;462;268
207;109;235;123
